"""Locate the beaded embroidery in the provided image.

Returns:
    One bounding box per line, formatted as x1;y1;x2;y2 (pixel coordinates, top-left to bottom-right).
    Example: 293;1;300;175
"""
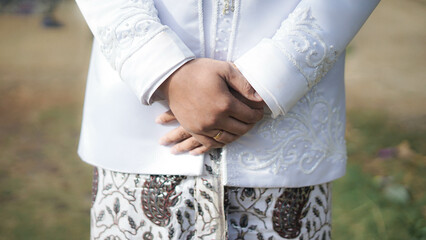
97;0;167;73
272;7;339;88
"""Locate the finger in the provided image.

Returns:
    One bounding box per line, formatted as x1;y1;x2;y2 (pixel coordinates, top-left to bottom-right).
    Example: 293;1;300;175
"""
206;130;239;144
193;134;225;149
225;63;263;102
189;145;210;155
159;126;192;145
212;117;255;136
227;96;264;124
230;88;265;109
171;137;202;154
155;110;176;124
229;62;239;70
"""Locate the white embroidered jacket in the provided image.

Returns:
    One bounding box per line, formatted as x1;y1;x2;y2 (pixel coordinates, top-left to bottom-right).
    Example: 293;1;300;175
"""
76;0;380;187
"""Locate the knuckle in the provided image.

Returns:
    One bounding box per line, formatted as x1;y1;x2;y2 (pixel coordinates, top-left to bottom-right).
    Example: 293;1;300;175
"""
202;116;219;129
178;131;187;139
207;116;218;128
217;98;232;112
190;138;200;146
191;123;204;134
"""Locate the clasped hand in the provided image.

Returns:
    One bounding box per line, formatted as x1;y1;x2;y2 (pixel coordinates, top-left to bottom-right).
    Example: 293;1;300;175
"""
157;58;265;155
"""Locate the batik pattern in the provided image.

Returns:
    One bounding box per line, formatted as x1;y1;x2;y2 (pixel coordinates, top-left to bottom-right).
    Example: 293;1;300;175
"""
91;151;331;239
90;151;225;240
226;184;331;240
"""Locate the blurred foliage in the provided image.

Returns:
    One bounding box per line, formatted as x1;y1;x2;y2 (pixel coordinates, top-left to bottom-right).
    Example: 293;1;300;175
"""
333;110;426;240
0;79;92;239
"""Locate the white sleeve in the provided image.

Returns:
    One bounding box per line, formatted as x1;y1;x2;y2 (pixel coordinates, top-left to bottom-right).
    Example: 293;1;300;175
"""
75;0;195;105
234;0;380;118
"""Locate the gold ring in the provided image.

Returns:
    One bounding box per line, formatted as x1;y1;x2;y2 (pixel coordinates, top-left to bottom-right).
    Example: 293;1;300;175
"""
213;130;224;141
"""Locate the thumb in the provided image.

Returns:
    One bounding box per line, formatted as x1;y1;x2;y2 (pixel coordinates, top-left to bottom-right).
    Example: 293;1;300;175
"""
225;63;263;102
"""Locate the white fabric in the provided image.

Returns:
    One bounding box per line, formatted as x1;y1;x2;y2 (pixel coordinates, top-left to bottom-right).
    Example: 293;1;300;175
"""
76;0;380;187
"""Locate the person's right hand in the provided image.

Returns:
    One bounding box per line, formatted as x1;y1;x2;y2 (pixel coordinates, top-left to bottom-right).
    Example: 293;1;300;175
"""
158;58;264;150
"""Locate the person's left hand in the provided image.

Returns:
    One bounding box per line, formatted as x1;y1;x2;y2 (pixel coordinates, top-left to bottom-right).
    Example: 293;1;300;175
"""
156;110;210;155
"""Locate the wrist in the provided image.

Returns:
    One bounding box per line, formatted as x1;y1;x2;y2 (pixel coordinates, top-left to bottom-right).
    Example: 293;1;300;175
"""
158;76;171;101
158;59;192;101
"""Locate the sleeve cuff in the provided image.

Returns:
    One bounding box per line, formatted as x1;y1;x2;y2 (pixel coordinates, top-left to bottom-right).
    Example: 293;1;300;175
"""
235;39;308;118
119;28;196;105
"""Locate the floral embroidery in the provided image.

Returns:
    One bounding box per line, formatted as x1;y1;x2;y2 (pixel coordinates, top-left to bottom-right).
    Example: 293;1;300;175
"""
97;0;167;72
227;87;346;176
272;7;339;88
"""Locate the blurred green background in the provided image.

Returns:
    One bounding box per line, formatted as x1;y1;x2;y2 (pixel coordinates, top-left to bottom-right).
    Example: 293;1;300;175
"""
0;0;425;239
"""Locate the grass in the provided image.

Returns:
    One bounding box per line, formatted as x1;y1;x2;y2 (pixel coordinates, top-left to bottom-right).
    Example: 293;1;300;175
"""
333;110;426;240
0;104;92;239
0;80;425;239
0;78;92;240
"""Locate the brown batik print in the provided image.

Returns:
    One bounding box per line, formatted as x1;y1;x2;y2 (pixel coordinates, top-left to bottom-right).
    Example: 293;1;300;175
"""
90;150;332;240
272;186;314;238
225;183;332;240
141;175;187;227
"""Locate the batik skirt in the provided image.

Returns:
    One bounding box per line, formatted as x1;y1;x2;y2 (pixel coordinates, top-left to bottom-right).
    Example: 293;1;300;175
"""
90;151;332;240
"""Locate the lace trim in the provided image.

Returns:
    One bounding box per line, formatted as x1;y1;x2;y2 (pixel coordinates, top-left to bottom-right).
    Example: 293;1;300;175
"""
272;7;338;88
97;0;167;72
227;87;347;176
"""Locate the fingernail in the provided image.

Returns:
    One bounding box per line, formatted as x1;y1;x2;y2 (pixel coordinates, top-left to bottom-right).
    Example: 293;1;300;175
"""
189;151;199;155
254;92;262;101
171;148;178;154
159;138;167;145
155;117;163;124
